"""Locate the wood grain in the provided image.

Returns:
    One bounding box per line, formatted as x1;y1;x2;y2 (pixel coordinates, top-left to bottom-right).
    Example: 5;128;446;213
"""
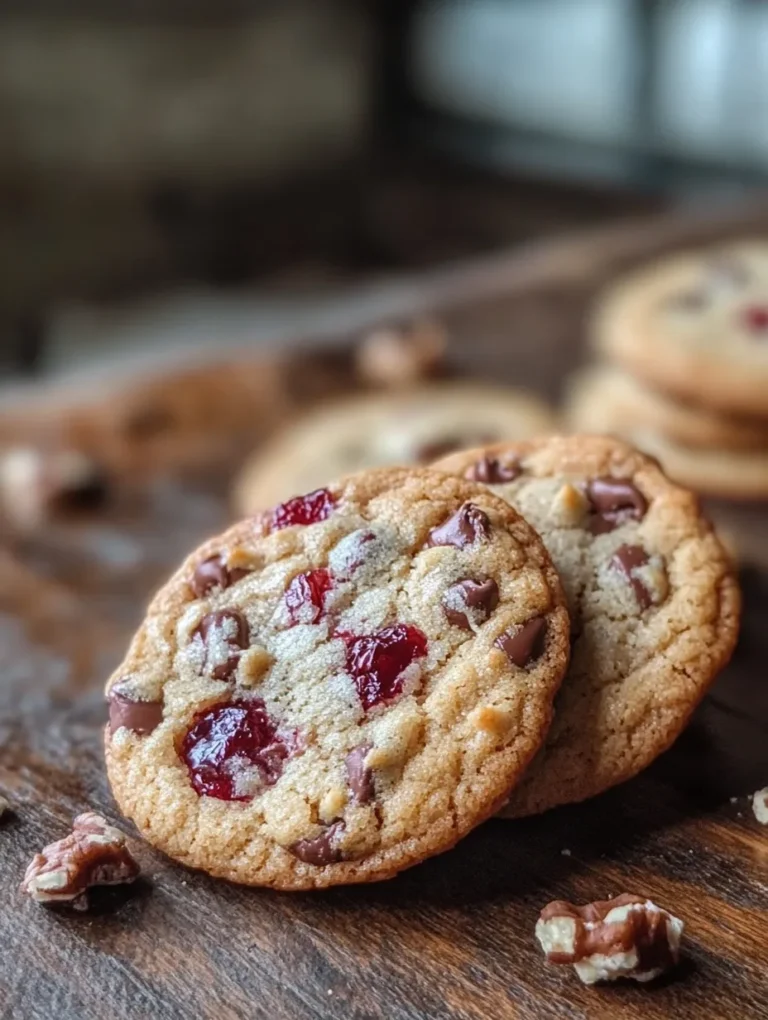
2;200;768;1020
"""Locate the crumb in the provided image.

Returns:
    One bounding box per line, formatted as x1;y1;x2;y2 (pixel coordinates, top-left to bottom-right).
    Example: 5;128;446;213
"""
752;788;768;825
561;848;571;857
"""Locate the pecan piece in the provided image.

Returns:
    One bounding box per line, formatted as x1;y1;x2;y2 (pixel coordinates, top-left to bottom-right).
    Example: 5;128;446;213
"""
355;318;446;387
20;812;139;911
535;894;684;984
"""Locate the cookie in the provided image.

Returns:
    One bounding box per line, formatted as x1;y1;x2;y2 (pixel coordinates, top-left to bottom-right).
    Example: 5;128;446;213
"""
621;430;768;501
105;467;570;889
566;366;768;452
434;436;740;816
233;384;557;514
593;241;768;418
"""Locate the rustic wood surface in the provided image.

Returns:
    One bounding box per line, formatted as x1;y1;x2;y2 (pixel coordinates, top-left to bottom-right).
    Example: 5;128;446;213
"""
1;200;768;1020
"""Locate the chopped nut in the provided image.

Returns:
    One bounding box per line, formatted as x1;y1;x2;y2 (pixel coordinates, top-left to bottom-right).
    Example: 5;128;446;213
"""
752;787;768;825
319;787;347;823
356;318;446;387
237;645;274;687
366;702;423;769
20;812;139;911
535;894;684;985
469;705;513;738
226;545;258;572
0;795;10;818
0;446;107;530
550;483;589;527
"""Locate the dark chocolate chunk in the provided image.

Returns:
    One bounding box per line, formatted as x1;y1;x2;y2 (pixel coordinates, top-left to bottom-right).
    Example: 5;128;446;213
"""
191;555;250;598
442;578;499;630
345;745;374;804
610;544;653;610
426;503;491;550
289;821;344;865
108;682;163;736
495;616;547;668
586;477;647;534
193;609;250;681
465;455;522;484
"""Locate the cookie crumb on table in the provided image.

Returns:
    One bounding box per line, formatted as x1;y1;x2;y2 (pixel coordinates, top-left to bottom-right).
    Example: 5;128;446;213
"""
752;788;768;825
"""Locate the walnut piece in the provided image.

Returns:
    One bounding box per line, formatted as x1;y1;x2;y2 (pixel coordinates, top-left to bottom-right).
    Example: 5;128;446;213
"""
21;812;139;911
0;795;10;818
0;446;107;530
752;787;768;825
355;318;446;387
536;894;684;985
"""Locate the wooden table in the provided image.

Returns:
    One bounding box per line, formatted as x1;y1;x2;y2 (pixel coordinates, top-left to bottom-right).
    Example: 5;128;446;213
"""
1;201;767;1020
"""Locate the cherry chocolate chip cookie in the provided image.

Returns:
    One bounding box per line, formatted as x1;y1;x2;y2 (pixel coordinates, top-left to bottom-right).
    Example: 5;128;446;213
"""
105;468;570;889
592;240;768;419
434;436;740;817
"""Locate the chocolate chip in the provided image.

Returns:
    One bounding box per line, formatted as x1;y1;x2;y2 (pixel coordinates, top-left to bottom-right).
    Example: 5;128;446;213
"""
586;477;647;534
193;609;250;681
610;544;652;610
345;745;374;804
289;821;344;866
191;555;250;598
426;503;491;549
465;455;522;484
495;616;547;668
442;578;499;630
108;682;163;735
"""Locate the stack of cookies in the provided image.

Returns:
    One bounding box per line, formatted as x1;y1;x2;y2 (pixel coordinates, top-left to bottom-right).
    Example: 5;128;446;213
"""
567;241;768;501
104;434;739;891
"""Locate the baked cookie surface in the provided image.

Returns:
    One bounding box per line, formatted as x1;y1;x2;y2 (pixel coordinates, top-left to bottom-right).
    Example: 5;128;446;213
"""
567;366;768;453
233;384;557;514
434;436;740;817
593;241;768;418
105;468;569;888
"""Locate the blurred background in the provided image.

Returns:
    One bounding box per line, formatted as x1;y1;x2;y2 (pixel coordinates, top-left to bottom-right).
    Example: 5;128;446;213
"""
3;0;768;379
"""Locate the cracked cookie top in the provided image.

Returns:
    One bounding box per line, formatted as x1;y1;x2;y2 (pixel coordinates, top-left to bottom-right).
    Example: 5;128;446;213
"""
434;436;740;817
105;467;569;889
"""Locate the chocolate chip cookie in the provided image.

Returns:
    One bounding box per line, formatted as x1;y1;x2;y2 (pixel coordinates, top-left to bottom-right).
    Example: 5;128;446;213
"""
434;436;740;816
233;384;557;514
105;468;570;889
593;241;768;418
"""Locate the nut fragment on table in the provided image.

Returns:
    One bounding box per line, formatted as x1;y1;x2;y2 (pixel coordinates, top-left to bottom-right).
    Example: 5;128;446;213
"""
20;812;139;911
535;894;684;985
0;446;108;529
355;318;446;387
752;787;768;824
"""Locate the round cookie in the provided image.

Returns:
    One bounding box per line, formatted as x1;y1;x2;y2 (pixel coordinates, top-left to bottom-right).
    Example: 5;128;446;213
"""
105;467;570;889
622;430;768;501
567;366;768;452
434;436;740;817
593;240;768;418
233;384;557;514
